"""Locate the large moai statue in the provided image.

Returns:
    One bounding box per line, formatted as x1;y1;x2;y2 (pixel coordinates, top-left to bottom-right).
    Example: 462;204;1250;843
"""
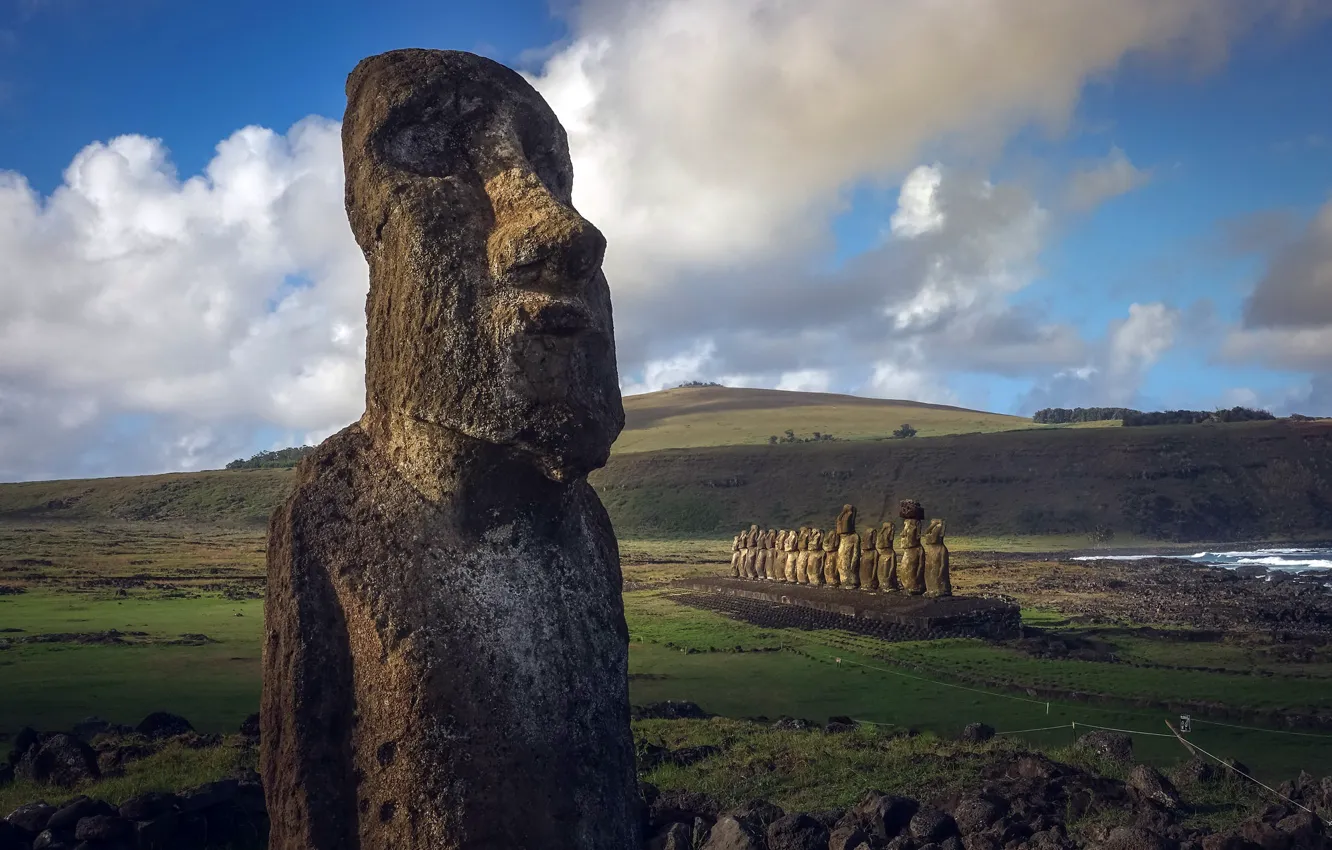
760;528;775;580
754;528;769;579
783;529;799;582
794;528;811;584
767;528;780;580
877;521;899;592
923;519;952;597
822;526;840;586
807;528;826;586
835;504;860;589
897;500;926;595
742;524;760;579
261;50;639;850
859;526;878;591
730;532;743;578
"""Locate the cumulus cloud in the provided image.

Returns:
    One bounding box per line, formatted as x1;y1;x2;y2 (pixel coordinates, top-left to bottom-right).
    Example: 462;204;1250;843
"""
0;119;368;479
1064;146;1152;211
1021;302;1180;410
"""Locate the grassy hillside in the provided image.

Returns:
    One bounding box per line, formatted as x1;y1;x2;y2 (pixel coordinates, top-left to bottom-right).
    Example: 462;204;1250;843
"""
592;417;1332;540
4;388;1330;541
616;386;1038;452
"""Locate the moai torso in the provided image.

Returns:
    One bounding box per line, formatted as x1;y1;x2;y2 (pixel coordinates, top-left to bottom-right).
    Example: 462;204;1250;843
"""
923;519;952;597
876;521;898;591
822;528;840;586
897;518;926;595
794;528;811;585
807;529;826;586
859;527;878;591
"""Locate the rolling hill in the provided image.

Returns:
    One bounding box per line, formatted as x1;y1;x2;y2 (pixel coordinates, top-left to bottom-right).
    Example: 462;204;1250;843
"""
614;386;1039;452
3;387;1329;542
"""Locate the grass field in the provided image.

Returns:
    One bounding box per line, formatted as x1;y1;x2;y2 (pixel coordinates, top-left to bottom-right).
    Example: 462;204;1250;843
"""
4;528;1331;786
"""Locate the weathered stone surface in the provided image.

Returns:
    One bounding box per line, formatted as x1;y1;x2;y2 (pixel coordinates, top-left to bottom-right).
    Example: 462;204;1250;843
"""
1128;765;1181;811
823;527;840;586
261;48;638;850
47;797;114;831
647;822;692;850
877;522;898;591
767;813;829;850
1076;730;1133;763
897;519;926;595
15;734;99;788
742;525;760;579
951;795;1005;834
859;527;878;590
118;792;177;822
701;815;764;850
808;529;827;586
852;792;919;840
910;807;960;843
835;506;860;588
796;529;813;585
730;533;742;578
5;801;55;834
828;823;872;850
923;518;952;597
74;814;131;842
899;499;924;521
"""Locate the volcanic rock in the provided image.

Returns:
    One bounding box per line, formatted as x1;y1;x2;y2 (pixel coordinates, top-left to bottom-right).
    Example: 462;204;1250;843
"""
260;48;635;850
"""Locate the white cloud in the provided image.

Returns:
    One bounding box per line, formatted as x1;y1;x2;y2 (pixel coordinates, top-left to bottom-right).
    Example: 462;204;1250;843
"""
863;363;959;406
1064;146;1152;211
620;340;718;396
0;118;368;479
889;165;945;239
774;369;831;393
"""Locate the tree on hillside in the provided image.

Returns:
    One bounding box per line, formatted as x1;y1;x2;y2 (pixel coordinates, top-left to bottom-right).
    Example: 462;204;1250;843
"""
893;423;918;439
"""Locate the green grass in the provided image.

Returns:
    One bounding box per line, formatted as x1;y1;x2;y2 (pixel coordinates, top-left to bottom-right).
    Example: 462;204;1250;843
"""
0;590;262;737
0;738;253;814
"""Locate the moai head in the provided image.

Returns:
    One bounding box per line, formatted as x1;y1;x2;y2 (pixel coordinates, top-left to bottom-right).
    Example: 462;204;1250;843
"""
877;521;894;550
862;527;876;550
899;518;921;547
344;50;623;483
747;524;760;546
836;504;856;535
925;518;946;544
823;529;837;552
797;527;811;550
809;529;823;550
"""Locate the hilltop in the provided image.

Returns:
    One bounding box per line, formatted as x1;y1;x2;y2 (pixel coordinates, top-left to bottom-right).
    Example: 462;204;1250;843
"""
615;386;1040;452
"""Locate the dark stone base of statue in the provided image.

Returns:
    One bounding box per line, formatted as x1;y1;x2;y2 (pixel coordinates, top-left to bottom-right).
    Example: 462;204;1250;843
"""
677;577;1020;640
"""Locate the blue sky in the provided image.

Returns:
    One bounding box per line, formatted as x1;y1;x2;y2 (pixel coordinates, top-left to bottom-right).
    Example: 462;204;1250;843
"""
2;0;1332;480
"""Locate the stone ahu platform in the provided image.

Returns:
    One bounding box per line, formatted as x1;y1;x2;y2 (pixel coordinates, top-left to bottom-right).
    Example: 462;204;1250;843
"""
674;578;1021;641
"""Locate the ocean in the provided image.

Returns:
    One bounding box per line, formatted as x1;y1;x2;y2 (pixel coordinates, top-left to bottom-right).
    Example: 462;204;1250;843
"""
1070;546;1332;574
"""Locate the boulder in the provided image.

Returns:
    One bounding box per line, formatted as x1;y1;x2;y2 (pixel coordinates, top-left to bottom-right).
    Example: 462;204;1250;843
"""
1076;730;1134;763
766;813;829;850
951;795;1006;835
1200;833;1250;850
647;821;692;850
134;712;193;739
5;801;55;834
15;734;100;787
853;792;920;840
728;800;785;831
8;727;40;764
1275;811;1321;846
118;791;178;821
909;807;960;843
828;824;872;850
1128;764;1181;810
1238;820;1293;850
73;814;131;842
650;789;721;829
1175;757;1216;785
701;815;763;850
29;830;74;850
960;723;995;744
47;797;115;831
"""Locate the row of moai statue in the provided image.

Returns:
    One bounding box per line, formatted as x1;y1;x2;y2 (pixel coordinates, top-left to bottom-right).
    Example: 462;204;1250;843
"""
729;500;951;597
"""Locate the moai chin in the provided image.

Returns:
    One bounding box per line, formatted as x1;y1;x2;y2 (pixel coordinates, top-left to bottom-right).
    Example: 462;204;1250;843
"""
261;50;639;850
923;518;952;597
835;505;860;589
